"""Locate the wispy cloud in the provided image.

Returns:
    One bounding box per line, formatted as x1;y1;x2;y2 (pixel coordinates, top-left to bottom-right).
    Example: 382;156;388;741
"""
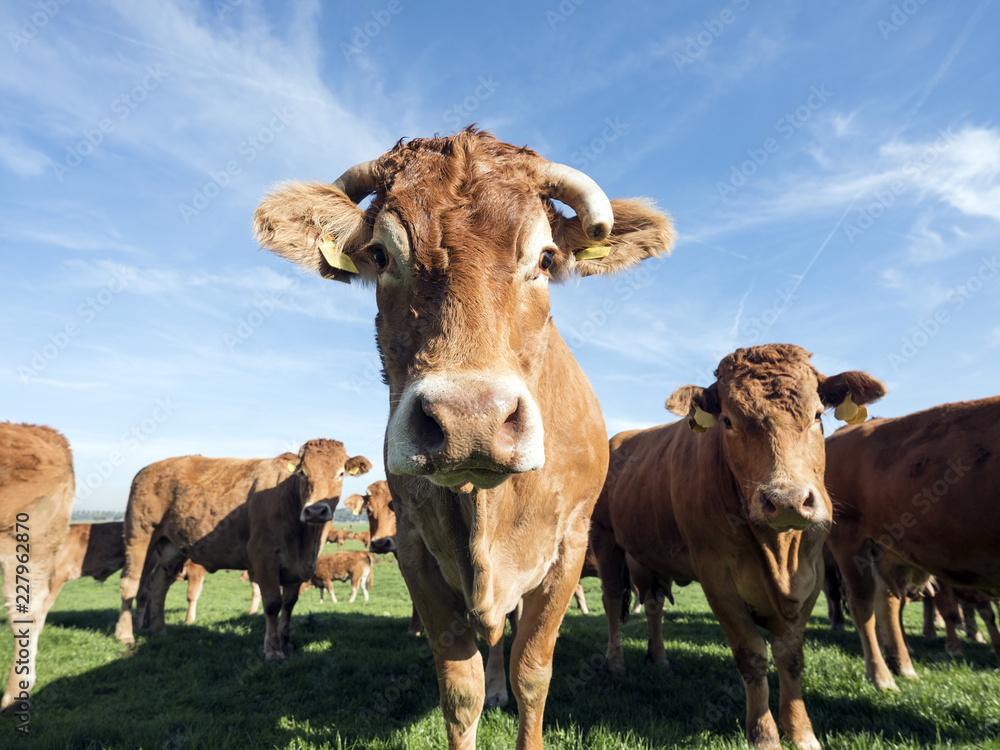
0;133;48;176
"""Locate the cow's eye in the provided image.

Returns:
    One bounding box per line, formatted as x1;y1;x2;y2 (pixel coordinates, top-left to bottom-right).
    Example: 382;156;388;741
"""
815;411;824;422
539;249;555;272
372;246;389;270
722;416;733;428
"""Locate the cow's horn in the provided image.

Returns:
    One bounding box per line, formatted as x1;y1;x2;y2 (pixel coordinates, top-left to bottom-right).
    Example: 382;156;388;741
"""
543;163;614;242
333;160;377;203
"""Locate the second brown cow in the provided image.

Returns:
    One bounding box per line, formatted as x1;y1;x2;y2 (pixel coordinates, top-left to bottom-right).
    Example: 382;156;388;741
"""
115;439;370;660
301;551;373;603
591;344;885;750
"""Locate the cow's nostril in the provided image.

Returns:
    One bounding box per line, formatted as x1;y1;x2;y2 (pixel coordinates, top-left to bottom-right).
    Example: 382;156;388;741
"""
760;493;777;515
802;492;816;510
415;399;446;455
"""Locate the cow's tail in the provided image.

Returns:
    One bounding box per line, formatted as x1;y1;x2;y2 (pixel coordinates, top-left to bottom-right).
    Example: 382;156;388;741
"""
620;563;633;625
367;553;374;590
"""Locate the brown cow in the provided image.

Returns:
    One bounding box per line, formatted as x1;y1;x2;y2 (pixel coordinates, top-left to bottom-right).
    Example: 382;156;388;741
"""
1;423;74;712
254;127;674;749
46;522;126;610
301;551;373;603
115;440;370;660
351;530;370;549
825;396;1000;691
590;344;885;750
326;527;353;550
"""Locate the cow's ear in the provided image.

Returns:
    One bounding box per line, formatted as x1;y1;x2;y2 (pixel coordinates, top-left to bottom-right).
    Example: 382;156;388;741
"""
551;198;674;280
345;455;372;476
666;383;720;433
818;371;887;410
342;493;367;515
253;181;372;284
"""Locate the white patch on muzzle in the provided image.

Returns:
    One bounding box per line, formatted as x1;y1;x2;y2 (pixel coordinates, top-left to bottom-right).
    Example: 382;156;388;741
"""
387;372;545;486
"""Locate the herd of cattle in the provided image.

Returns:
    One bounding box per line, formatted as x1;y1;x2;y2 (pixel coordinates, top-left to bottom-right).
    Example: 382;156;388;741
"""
2;128;998;750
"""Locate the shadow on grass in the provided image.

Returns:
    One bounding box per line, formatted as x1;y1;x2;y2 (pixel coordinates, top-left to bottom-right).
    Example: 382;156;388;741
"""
539;611;1000;748
21;604;1000;749
27;610;441;749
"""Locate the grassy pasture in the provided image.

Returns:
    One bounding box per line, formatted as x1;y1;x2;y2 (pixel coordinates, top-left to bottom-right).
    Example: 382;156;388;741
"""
3;528;1000;749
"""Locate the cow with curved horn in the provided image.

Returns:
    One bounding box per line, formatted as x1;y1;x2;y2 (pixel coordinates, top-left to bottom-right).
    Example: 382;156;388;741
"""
254;127;674;750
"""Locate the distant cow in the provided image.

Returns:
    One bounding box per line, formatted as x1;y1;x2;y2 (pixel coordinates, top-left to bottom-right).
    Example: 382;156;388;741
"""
344;481;420;633
1;423;74;712
351;530;370;549
591;344;885;750
255;127;673;748
115;439;370;660
326;527;353;550
825;397;1000;691
47;522;126;609
301;551;373;603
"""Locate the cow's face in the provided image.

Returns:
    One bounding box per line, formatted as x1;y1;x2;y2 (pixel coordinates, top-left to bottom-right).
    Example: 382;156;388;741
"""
667;344;886;532
290;439;372;525
343;481;397;554
255;129;674;492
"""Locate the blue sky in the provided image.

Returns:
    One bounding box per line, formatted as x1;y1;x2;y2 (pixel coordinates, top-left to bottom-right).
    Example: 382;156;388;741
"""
2;0;998;511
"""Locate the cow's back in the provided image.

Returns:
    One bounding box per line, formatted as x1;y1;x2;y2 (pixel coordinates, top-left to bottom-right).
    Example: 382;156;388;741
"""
827;398;1000;590
0;423;75;530
125;454;282;568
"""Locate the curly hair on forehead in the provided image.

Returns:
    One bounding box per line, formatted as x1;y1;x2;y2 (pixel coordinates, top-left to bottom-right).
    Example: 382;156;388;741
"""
715;344;820;420
372;126;545;198
299;439;346;456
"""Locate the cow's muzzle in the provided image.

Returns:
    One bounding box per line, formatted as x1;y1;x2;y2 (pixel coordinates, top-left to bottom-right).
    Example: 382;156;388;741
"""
750;485;829;531
387;373;545;488
300;501;334;525
370;536;396;555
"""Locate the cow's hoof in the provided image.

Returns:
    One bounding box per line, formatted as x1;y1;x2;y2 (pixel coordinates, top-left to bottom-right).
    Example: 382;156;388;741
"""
645;652;670;668
264;651;285;662
605;657;626;675
791;734;822;750
945;640;964;656
484;692;508;710
868;670;899;692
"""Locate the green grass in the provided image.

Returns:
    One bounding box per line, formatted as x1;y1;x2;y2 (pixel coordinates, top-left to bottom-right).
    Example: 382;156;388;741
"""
3;530;1000;749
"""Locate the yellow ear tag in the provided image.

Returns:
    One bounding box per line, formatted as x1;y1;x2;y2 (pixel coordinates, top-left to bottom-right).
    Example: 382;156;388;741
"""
286;461;297;473
834;392;868;424
347;466;359;476
692;405;716;433
319;234;359;275
574;246;611;261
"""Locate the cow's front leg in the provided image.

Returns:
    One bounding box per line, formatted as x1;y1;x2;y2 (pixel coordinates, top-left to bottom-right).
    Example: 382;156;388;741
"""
769;620;821;750
509;533;586;750
706;591;781;750
255;572;284;660
278;582;300;653
399;549;483;749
